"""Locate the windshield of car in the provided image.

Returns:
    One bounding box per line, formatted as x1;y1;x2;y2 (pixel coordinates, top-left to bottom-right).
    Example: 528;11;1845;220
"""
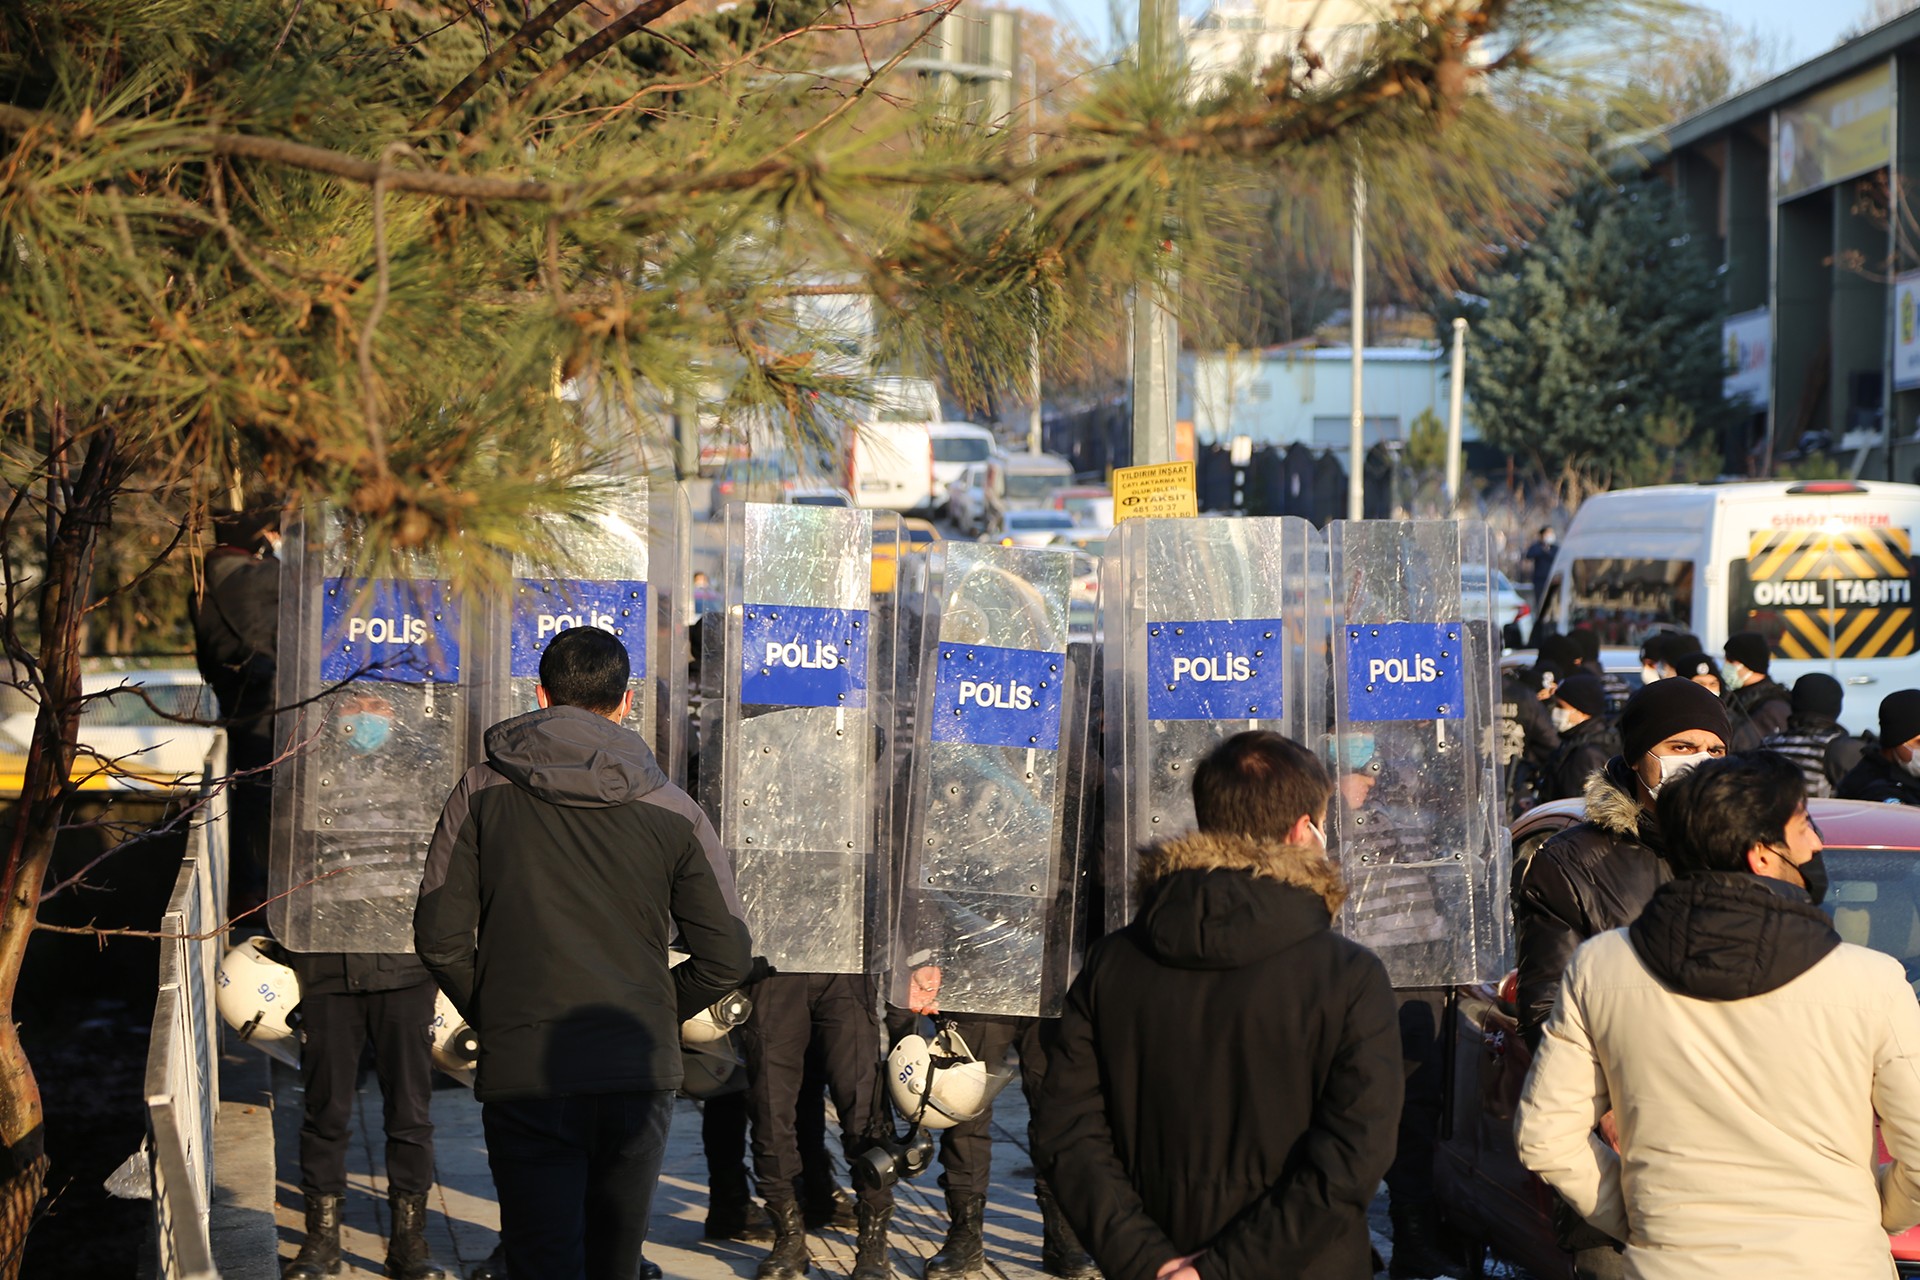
789;492;847;507
1568;557;1694;647
932;436;991;463
1004;472;1068;501
906;527;937;545
1007;511;1074;531
1824;849;1920;983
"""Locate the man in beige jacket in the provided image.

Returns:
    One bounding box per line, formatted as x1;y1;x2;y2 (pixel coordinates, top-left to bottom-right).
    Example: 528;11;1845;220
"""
1515;751;1920;1279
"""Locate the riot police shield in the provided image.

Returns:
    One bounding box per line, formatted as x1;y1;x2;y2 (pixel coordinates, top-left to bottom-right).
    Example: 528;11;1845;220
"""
891;543;1088;1019
702;503;889;975
472;475;688;783
269;510;469;952
1325;519;1508;986
1102;517;1316;934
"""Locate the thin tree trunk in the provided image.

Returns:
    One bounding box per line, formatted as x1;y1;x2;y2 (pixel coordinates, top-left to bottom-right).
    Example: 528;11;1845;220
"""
0;417;119;1273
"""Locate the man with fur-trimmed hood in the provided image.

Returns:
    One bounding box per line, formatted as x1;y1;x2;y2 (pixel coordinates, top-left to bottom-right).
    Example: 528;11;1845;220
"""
1033;731;1400;1280
1512;676;1730;1279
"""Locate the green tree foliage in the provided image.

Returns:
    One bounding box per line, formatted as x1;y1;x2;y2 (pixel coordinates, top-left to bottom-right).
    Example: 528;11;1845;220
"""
1463;177;1733;487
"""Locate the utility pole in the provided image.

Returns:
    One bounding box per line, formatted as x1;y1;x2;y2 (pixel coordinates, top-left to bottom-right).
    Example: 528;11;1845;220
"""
1025;54;1043;456
1445;317;1467;511
1347;164;1366;521
1129;0;1178;467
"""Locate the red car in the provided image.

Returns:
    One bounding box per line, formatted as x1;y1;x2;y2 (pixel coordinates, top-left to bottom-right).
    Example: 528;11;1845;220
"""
1437;797;1920;1278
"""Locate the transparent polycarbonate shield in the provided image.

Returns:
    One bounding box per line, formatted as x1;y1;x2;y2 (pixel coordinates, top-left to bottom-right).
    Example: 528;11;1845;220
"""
1102;517;1315;934
269;510;470;952
1326;520;1508;987
892;543;1088;1019
710;503;882;975
473;475;689;783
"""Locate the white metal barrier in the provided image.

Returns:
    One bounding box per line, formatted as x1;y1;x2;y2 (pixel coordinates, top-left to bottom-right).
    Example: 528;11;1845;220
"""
144;740;229;1280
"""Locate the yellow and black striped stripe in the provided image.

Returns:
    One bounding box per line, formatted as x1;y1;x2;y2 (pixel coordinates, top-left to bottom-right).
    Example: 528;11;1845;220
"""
1745;528;1914;660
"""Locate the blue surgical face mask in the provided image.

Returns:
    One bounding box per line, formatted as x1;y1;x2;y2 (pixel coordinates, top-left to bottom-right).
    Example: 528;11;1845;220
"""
1339;734;1377;774
341;713;392;755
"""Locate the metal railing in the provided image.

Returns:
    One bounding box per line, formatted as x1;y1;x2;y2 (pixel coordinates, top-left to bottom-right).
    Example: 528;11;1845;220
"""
144;738;230;1280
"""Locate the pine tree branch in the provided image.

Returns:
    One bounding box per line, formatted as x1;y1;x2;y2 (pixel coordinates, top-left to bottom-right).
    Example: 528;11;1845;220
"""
415;0;589;132
507;0;692;111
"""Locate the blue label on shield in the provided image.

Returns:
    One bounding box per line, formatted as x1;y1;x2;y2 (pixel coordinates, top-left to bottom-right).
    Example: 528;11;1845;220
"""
510;579;647;680
1345;621;1466;721
929;644;1063;750
741;604;868;708
319;578;460;684
1146;619;1284;721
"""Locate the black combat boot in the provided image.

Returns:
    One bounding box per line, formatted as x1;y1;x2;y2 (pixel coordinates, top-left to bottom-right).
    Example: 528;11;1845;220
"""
284;1193;344;1279
756;1199;811;1280
386;1191;451;1280
467;1242;506;1280
1035;1185;1098;1278
708;1166;776;1242
1388;1198;1463;1280
799;1163;857;1230
922;1192;986;1279
850;1202;893;1280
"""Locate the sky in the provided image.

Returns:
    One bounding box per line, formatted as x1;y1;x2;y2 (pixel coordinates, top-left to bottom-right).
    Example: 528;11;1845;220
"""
1038;0;1874;66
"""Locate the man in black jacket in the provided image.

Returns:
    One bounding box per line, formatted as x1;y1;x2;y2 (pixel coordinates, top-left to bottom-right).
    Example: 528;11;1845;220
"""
1499;666;1560;819
1034;730;1400;1280
1761;673;1854;798
1543;675;1619;802
1512;677;1729;1279
416;627;752;1280
1838;688;1920;805
191;505;281;914
1721;631;1792;751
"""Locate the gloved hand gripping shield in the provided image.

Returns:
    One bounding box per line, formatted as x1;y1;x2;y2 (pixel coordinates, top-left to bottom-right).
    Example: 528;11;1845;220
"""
1102;517;1316;933
472;475;689;782
1324;519;1510;986
891;542;1089;1020
700;502;890;975
269;509;469;952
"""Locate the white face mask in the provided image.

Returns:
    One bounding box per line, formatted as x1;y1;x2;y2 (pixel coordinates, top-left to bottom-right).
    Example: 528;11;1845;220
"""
1551;706;1578;733
1901;751;1920;780
1306;818;1328;849
1641;663;1664;686
1723;664;1748;691
1648;751;1708;797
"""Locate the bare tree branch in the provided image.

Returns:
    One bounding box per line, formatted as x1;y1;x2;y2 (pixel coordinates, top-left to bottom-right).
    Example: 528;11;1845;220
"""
416;0;590;132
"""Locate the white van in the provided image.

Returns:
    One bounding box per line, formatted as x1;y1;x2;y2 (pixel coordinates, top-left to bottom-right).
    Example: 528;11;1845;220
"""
1536;481;1920;734
847;377;939;513
927;422;995;514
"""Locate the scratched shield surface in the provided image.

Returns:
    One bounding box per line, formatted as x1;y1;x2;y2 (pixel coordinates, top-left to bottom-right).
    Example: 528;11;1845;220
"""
1326;519;1508;987
1101;517;1316;934
890;543;1091;1018
270;510;471;953
718;503;880;975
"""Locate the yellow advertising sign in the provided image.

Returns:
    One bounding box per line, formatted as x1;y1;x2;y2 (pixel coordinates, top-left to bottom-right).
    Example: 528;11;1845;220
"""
1743;526;1914;660
1778;62;1893;200
1113;461;1199;522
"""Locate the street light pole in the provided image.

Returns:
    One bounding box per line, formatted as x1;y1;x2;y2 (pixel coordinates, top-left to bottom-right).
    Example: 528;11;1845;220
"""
1445;316;1467;511
1347;164;1366;521
1130;0;1178;467
1025;54;1043;456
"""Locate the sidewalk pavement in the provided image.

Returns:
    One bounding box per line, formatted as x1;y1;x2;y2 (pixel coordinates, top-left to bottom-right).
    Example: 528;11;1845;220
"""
270;1063;1062;1279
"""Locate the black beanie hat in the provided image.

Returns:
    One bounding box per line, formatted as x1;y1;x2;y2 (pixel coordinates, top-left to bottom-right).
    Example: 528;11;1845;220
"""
1641;631;1694;668
1619;676;1732;763
1882;689;1920;751
1724;630;1772;675
1569;629;1601;665
1538;632;1581;672
1555;673;1608;719
1792;673;1844;720
1675;652;1720;682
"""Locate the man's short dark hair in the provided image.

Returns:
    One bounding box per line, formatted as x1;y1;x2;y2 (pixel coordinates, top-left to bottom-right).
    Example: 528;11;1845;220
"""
538;627;630;714
1191;731;1332;839
1655;751;1806;875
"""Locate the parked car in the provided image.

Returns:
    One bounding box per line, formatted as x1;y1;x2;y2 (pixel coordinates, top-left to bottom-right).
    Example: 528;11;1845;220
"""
993;509;1076;548
786;486;854;507
0;668;219;795
983;451;1076;533
1436;797;1920;1278
1049;486;1115;529
928;422;996;514
1462;564;1527;635
708;457;792;517
948;462;991;536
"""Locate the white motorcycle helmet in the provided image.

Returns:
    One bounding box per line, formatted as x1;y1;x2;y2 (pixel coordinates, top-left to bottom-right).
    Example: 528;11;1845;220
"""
885;1025;1013;1131
682;989;753;1045
680;1034;747;1099
215;935;301;1068
429;989;480;1089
